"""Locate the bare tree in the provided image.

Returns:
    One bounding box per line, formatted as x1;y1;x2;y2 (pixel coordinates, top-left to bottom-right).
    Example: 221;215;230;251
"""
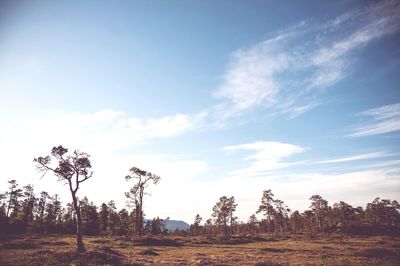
125;166;160;239
34;145;93;253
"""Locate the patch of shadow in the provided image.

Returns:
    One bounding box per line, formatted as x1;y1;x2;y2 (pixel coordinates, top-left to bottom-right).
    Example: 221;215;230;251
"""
78;249;124;265
53;241;69;246
31;247;126;266
138;249;159;256
357;248;398;258
392;243;400;248
322;245;334;250
118;242;132;248
31;250;76;265
91;239;112;244
2;241;38;249
37;241;51;245
37;240;69;246
260;248;288;253
135;237;183;247
376;240;387;244
255;260;284;266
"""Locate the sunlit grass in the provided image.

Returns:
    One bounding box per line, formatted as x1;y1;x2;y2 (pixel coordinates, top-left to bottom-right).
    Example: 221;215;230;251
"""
1;233;399;265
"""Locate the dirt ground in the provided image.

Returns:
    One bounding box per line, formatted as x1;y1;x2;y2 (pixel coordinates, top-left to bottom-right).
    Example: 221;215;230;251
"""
1;233;399;265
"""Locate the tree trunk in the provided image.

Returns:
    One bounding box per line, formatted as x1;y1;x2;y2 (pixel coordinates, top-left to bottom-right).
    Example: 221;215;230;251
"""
71;192;85;253
138;191;143;239
132;206;139;240
6;194;12;217
138;203;142;238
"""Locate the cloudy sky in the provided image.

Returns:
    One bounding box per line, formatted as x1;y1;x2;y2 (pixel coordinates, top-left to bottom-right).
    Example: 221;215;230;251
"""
0;0;399;222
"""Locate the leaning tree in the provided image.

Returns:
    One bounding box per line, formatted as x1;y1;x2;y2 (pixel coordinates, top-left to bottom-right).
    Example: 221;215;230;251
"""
34;145;92;253
125;166;160;239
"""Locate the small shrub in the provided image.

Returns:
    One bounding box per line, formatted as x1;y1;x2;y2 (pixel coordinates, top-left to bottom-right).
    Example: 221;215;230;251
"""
139;249;159;256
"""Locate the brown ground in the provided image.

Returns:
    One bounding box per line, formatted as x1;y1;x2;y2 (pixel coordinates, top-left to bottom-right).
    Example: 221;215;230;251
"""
0;233;399;265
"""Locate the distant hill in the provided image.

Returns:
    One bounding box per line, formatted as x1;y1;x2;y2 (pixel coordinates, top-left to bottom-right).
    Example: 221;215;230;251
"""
144;219;190;231
165;220;190;231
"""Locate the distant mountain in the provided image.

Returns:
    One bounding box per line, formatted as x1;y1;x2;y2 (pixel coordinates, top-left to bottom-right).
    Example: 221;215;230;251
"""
165;219;190;231
144;218;190;231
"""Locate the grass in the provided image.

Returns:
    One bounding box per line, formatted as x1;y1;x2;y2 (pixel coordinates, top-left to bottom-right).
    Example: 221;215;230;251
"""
0;234;399;265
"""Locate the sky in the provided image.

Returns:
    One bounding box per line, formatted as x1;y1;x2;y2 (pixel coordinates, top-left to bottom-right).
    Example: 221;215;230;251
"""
0;0;399;223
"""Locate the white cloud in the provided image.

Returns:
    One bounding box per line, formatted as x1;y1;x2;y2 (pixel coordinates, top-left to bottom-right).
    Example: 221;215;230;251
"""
223;141;307;177
213;0;400;118
349;103;400;137
214;44;289;109
21;109;205;153
0;109;213;222
313;151;392;164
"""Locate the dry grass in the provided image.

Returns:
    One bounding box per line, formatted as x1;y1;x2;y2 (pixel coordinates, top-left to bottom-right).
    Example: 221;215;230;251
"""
0;234;399;265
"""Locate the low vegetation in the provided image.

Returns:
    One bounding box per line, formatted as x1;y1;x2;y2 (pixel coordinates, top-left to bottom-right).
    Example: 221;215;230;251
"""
1;234;400;265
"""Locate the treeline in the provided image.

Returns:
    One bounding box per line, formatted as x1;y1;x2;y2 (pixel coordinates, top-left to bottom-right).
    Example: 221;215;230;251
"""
1;180;399;238
193;190;400;237
0;179;168;236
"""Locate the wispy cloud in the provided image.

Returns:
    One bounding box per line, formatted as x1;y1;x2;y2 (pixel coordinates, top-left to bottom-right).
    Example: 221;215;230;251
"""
313;151;392;164
214;0;400;118
349;103;400;137
223;141;307;177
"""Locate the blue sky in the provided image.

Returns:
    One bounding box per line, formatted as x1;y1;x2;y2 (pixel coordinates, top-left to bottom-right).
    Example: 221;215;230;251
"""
0;0;399;222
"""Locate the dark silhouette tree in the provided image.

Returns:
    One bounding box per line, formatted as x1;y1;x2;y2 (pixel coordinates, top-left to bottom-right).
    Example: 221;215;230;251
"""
99;203;109;233
5;180;22;218
34;145;93;253
248;214;258;236
21;185;36;226
309;194;328;230
257;189;276;233
274;199;290;234
332;201;355;230
125;166;160;239
212;196;237;238
191;214;203;235
366;197;400;227
290;210;303;233
37;191;49;227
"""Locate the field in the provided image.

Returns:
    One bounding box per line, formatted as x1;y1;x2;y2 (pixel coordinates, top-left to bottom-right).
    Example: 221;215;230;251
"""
1;234;400;265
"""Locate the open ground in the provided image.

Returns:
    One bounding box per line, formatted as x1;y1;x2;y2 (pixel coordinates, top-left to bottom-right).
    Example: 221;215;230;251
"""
1;234;399;265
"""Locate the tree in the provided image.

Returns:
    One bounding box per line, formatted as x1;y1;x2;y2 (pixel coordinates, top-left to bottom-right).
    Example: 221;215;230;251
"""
248;214;258;236
309;195;328;230
191;214;203;235
150;217;168;235
125;166;160;239
34;145;93;253
21;185;36;226
332;201;355;230
274;199;290;233
5;180;23;218
365;197;400;228
37;191;49;227
211;196;237;238
290;211;303;233
99;203;109;233
80;197;99;235
204;218;213;235
107;200;119;235
257;189;276;233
